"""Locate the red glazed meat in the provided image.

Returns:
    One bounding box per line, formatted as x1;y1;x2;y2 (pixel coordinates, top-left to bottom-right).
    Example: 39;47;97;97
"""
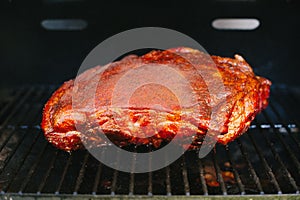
41;47;271;151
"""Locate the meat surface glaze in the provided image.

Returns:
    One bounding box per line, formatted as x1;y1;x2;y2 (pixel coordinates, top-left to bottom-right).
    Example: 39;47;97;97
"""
41;47;271;151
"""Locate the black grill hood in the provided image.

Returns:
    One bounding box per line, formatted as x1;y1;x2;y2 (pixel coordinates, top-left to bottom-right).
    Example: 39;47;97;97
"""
0;0;299;87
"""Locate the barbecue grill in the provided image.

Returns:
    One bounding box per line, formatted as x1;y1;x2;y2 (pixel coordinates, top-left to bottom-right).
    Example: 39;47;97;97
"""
1;0;300;199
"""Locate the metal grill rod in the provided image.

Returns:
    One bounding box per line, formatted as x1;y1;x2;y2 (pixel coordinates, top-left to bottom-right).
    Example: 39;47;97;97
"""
261;111;300;174
181;155;190;196
1;86;300;196
55;154;72;194
36;150;59;194
147;147;153;196
0;87;35;128
0;122;31;175
268;101;300;150
225;145;245;195
1;129;40;193
18;142;49;194
236;139;264;194
0;87;26;122
165;166;171;196
197;159;208;195
164;149;172;196
73;152;89;195
0;87;51;193
0;87;42;177
129;174;135;195
110;150;121;196
129;154;136;196
247;133;282;194
259;123;299;193
270;90;300;149
212;149;227;195
0;129;16;156
92;149;105;195
9;88;56;194
110;169;118;196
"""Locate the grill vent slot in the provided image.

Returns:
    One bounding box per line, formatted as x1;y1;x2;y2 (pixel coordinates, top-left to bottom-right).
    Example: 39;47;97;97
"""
212;18;260;30
41;19;88;31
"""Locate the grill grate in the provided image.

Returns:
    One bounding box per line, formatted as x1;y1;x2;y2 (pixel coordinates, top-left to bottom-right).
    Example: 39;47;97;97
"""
0;85;300;197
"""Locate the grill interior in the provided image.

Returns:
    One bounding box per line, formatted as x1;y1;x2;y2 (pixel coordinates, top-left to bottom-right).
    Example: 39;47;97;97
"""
0;85;299;198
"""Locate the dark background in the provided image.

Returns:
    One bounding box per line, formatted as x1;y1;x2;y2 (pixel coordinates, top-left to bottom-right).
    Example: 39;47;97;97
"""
0;0;299;87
